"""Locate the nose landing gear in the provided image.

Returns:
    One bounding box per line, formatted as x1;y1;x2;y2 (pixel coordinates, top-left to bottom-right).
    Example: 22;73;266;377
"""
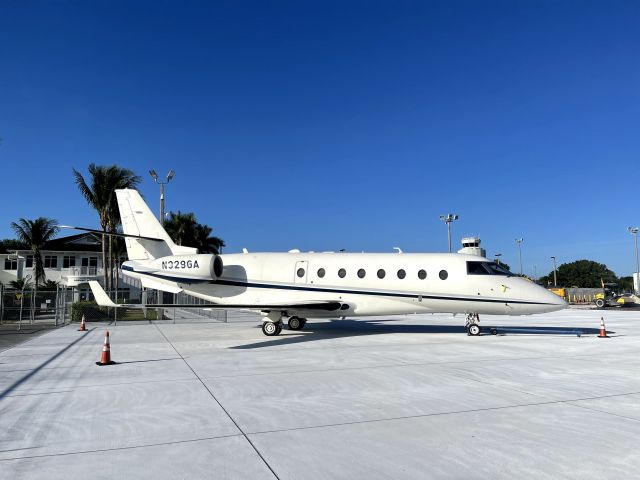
465;313;481;336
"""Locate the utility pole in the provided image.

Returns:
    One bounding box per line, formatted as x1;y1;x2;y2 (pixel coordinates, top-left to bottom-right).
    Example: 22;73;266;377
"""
149;169;175;225
551;256;558;287
439;214;459;253
515;238;524;276
628;227;639;294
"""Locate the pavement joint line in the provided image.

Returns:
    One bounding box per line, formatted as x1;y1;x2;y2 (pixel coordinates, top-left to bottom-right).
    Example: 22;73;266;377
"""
0;433;244;462
154;323;281;480
3;390;74;397
246;390;640;436
565;401;640;424
192;352;637;382
4;377;202;396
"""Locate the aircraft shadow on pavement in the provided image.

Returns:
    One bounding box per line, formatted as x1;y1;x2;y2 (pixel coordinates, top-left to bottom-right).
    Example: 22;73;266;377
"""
230;319;607;349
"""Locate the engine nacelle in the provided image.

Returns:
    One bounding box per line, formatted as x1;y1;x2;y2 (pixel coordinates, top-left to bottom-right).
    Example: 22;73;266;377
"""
149;254;223;282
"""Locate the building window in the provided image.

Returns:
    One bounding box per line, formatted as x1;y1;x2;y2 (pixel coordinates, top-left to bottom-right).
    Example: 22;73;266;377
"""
317;268;325;278
44;255;58;268
297;268;305;278
418;269;427;280
377;269;386;279
397;269;406;279
357;269;366;278
338;268;346;278
26;255;33;268
4;258;17;270
439;270;448;280
63;256;76;268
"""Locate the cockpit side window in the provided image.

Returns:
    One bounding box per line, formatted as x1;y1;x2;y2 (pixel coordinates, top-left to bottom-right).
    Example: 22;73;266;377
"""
467;261;513;276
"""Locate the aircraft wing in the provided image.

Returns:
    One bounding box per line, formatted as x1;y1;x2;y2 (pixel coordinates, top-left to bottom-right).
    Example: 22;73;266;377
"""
87;281;343;311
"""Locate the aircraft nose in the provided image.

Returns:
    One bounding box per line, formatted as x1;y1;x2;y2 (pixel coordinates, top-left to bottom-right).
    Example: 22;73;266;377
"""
543;288;568;310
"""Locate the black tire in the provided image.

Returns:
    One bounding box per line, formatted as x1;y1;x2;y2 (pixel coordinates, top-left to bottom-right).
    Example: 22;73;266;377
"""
288;316;303;330
490;328;498;335
595;298;605;309
262;321;279;336
468;324;481;336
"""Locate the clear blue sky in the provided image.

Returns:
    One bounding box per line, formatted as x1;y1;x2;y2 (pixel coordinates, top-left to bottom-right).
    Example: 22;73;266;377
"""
1;1;639;278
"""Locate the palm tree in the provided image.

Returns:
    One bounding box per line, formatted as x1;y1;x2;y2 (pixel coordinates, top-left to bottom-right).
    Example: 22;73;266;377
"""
10;277;33;290
164;211;225;254
73;164;141;291
164;211;197;246
10;217;59;286
41;279;59;290
194;224;225;254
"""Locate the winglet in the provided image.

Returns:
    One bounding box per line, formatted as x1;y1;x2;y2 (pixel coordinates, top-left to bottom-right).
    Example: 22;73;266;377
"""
88;281;118;308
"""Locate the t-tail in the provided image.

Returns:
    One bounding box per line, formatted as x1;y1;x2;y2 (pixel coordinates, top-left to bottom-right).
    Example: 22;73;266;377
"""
116;189;197;260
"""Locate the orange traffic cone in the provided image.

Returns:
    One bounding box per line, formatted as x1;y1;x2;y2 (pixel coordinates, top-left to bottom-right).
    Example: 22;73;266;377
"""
598;317;609;338
96;330;116;365
78;315;87;332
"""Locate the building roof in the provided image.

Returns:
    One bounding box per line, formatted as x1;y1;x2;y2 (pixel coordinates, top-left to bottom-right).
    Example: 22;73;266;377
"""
0;232;103;254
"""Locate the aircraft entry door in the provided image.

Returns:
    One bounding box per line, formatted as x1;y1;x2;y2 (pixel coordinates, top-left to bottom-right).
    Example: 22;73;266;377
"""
294;261;309;284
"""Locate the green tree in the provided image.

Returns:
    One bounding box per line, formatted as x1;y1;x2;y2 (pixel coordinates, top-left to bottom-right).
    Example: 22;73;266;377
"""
73;164;141;291
164;211;225;254
10;277;33;290
10;217;59;286
538;259;617;288
40;279;59;290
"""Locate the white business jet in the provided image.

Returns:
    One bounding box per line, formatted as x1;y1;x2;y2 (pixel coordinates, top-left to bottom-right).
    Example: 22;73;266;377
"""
79;189;566;336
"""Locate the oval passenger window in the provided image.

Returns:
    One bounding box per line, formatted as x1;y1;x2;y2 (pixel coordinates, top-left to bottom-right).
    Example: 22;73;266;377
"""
397;269;406;279
439;270;448;280
377;269;386;279
358;269;366;278
297;268;305;278
338;268;346;278
418;269;426;280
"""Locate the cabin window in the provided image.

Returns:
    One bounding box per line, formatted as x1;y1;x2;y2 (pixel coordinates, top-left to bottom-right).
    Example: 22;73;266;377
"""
338;268;346;278
397;269;406;279
357;269;366;278
297;268;305;278
377;269;386;279
418;269;427;280
317;268;325;278
439;270;448;280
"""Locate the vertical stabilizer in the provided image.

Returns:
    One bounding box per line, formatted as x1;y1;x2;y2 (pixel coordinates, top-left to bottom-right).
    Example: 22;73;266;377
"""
116;189;197;260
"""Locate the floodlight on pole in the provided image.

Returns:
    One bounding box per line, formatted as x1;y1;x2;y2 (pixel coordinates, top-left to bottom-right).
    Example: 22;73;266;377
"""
515;238;524;276
149;169;175;226
551;256;558;287
439;214;459;253
628;227;639;294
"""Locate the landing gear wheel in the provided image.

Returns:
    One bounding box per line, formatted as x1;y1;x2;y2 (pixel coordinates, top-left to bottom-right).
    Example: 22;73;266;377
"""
262;321;281;336
288;316;304;330
594;298;605;309
468;324;481;336
490;328;498;335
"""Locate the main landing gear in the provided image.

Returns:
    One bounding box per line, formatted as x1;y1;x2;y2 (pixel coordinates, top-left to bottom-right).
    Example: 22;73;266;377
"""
465;313;481;336
261;313;307;336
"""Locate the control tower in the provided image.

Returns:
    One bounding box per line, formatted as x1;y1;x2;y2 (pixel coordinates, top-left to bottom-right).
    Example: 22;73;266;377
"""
457;236;486;257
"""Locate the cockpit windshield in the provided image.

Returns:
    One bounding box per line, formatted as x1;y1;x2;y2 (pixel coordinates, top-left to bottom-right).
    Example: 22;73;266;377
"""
467;261;513;276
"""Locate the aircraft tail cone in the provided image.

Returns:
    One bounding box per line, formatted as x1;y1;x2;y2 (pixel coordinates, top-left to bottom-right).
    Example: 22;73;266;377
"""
598;317;609;338
96;330;116;365
78;315;87;332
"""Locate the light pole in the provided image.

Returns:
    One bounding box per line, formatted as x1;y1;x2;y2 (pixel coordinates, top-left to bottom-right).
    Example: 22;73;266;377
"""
494;253;502;265
515;238;524;276
149;169;175;225
439;214;459;253
628;227;639;294
550;256;558;287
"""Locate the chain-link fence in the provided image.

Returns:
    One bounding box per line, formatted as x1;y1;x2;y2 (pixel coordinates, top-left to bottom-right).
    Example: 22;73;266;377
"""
0;284;228;327
0;285;71;327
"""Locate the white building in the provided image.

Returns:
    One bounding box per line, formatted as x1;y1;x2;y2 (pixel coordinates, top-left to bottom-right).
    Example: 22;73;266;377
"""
0;232;141;300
